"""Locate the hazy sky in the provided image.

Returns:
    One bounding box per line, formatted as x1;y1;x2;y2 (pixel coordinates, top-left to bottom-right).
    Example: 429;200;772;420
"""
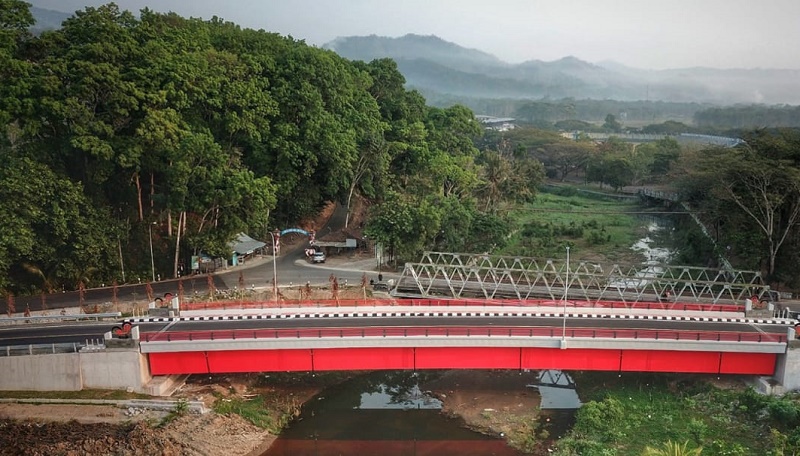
29;0;800;70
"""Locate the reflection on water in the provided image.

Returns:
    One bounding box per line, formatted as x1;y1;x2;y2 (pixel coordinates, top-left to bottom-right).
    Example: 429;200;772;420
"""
527;370;581;443
263;371;524;456
359;383;442;410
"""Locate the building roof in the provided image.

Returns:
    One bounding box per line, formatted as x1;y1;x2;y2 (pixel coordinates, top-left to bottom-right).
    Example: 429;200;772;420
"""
230;232;266;255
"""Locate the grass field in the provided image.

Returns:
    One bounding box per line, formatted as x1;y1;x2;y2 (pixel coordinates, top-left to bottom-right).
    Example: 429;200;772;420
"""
499;186;652;267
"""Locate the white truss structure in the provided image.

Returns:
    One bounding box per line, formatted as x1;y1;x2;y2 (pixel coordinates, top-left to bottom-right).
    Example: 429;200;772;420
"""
391;251;769;305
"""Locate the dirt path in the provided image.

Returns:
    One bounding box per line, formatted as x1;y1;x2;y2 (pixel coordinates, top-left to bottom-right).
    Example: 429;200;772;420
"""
0;403;168;424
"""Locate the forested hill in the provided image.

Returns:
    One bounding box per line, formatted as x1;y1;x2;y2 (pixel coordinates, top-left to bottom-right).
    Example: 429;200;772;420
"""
325;34;800;106
29;6;71;33
2;3;544;295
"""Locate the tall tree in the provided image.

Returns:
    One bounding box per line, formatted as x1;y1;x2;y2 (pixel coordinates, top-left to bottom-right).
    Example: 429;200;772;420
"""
679;145;800;278
0;0;34;129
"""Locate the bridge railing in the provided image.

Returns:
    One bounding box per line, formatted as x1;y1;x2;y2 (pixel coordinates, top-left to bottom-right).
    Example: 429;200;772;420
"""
1;340;106;356
0;312;122;325
141;326;786;344
180;299;743;313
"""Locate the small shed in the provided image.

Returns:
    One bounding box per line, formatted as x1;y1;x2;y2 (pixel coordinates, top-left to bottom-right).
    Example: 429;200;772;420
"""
230;232;266;265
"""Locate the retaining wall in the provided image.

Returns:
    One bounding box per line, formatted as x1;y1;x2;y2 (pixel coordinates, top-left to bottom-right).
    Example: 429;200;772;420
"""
0;353;82;391
0;349;151;393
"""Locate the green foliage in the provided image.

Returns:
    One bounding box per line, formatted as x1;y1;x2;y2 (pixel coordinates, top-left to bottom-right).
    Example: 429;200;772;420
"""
642;121;694;135
641;440;703;456
695;105;800;129
554;373;800;456
675;133;800;279
507;189;642;263
213;395;278;431
1;3;446;292
603;114;622;132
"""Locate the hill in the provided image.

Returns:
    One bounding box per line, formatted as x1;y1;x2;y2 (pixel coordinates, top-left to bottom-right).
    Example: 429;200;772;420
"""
30;6;71;34
325;34;800;105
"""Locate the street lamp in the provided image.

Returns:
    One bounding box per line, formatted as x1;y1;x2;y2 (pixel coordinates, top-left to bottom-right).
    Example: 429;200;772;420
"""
561;246;570;345
149;222;157;282
268;231;279;304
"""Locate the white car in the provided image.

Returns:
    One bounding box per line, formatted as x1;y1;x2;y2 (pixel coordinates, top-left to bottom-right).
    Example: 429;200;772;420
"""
311;251;326;263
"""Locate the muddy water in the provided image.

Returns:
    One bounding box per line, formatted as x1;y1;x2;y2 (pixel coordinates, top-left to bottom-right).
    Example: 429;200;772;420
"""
262;371;526;456
530;370;582;450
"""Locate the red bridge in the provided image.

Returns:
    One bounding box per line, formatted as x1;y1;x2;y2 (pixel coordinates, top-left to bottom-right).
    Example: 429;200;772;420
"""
132;298;796;383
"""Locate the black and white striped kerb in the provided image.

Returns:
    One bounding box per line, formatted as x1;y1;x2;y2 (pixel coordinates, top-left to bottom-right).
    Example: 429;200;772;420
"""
125;311;793;325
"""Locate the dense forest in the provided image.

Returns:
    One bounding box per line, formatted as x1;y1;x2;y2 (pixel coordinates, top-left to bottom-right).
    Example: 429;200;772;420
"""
0;2;545;295
4;2;800;297
694;104;800;129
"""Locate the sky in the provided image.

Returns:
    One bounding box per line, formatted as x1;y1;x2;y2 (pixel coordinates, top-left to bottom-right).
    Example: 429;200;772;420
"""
29;0;800;70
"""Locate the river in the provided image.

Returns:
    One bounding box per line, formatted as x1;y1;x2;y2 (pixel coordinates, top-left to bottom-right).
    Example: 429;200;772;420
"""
262;370;585;456
262;217;677;455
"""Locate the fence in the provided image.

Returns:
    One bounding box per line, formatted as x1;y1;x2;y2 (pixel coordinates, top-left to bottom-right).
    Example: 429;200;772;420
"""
142;326;786;344
0;340;105;357
180;298;743;313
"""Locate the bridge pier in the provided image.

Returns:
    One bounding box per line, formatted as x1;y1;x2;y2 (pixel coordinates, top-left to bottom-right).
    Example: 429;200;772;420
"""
772;328;800;393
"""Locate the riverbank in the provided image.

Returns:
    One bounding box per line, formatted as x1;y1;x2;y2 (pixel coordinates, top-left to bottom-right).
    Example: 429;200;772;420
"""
422;370;544;453
0;370;546;455
0;409;273;455
4;371;790;455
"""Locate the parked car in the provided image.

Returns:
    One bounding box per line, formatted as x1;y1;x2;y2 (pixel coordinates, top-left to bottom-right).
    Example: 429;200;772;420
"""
311;251;326;263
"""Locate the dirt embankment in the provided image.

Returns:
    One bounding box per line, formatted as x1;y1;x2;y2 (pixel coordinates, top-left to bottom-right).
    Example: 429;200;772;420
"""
0;412;265;456
423;370;544;453
0;373;329;456
0;406;274;456
0;370;546;455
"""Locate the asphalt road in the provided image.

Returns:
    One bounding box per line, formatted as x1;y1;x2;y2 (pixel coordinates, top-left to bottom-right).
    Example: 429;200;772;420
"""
1;315;789;347
12;245;389;314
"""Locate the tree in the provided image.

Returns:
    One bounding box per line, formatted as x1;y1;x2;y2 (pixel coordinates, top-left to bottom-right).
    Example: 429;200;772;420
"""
538;141;594;181
603;113;622;132
0;154;116;293
0;0;34;128
477;150;512;212
678;145;800;278
647;137;682;177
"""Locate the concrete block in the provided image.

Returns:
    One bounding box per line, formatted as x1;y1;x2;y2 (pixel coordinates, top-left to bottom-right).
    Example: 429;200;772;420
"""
773;340;800;393
145;374;189;397
80;350;151;394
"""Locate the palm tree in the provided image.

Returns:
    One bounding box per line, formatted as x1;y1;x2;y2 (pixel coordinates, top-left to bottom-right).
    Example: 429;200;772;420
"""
642;440;702;456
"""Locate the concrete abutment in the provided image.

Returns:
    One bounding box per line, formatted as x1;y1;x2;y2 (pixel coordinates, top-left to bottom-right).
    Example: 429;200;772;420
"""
0;348;153;394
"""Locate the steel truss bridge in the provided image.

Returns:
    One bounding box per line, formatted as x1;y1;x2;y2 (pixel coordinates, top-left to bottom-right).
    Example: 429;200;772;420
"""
391;252;771;305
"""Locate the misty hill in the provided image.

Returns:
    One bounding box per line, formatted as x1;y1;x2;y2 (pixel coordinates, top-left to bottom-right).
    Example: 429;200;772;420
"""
30;7;71;34
325;34;800;105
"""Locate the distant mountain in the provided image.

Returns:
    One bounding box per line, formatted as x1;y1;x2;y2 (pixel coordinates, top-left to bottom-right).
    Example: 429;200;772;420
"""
325;34;505;74
325;34;800;105
30;6;71;34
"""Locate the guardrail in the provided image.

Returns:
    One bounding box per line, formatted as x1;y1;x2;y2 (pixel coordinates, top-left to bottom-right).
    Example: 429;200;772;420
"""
0;312;122;324
1;340;106;356
181;299;743;313
141;326;786;344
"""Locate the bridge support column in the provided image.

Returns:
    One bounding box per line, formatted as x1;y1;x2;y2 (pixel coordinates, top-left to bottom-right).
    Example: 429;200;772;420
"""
772;328;800;393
